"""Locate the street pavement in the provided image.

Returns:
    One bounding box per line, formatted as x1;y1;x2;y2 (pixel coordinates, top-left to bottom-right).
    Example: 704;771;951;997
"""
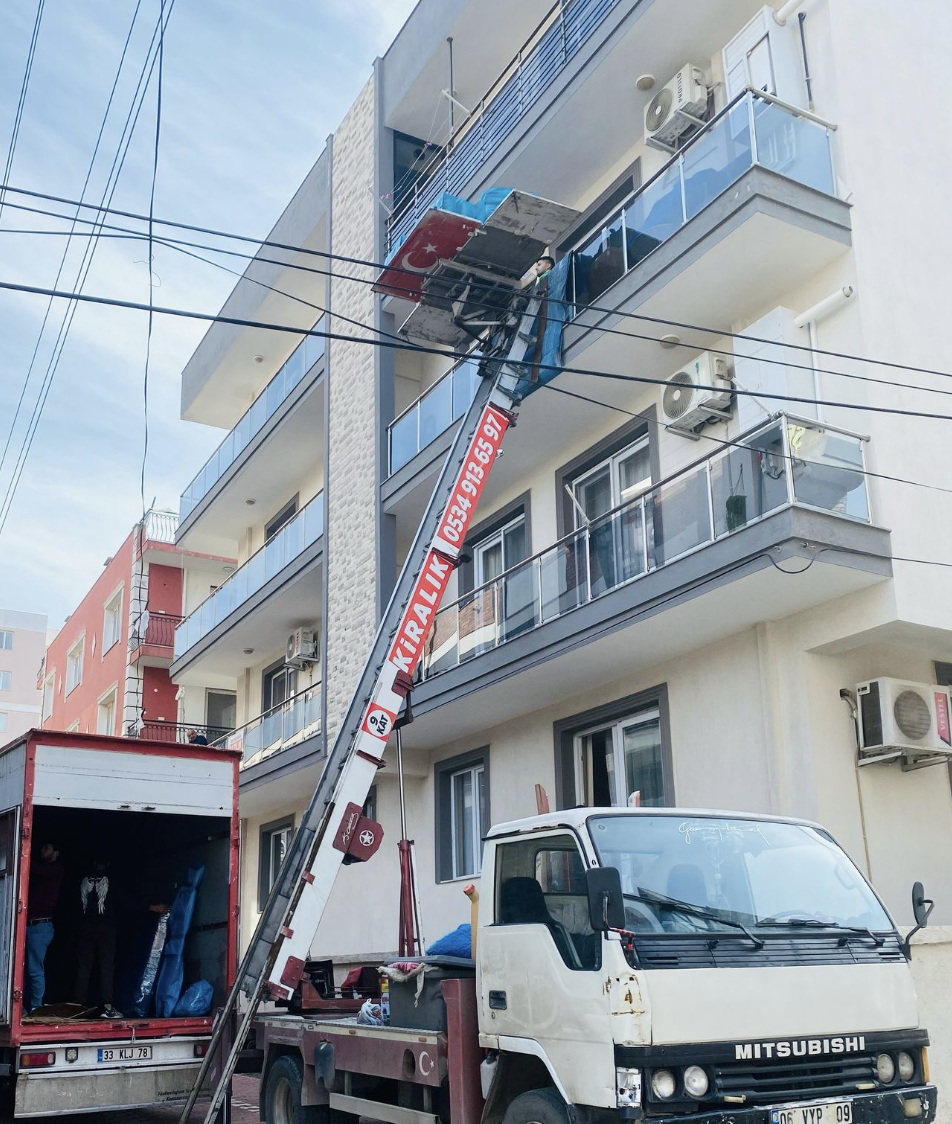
0;1075;262;1123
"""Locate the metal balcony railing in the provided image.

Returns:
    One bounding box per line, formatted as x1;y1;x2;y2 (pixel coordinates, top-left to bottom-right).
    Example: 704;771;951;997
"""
174;492;324;661
137;509;178;552
387;0;622;250
137;720;232;744
570;89;837;306
211;683;322;763
179;317;326;521
388;358;481;475
420;414;869;678
129;612;184;651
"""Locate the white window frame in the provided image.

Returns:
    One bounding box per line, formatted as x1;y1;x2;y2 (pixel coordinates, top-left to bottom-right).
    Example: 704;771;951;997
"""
258;817;294;911
449;762;486;881
0;630;12;651
0;672;9;692
473;512;527;589
42;674;54;721
571;435;651;527
102;584;124;654
573;705;663;809
96;685;118;736
65;635;85;695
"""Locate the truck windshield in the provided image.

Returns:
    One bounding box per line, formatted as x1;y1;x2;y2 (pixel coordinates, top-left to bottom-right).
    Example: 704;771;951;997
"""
588;814;892;935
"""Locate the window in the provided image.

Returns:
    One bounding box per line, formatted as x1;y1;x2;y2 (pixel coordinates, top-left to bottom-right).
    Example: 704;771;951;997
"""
494;833;598;970
555;688;673;810
42;674;54;721
206;689;237;731
265;497;298;541
0;631;12;650
436;749;489;882
97;688;117;736
65;638;84;694
258;817;294;911
0;714;6;734
0;672;9;692
102;587;123;652
363;786;377;823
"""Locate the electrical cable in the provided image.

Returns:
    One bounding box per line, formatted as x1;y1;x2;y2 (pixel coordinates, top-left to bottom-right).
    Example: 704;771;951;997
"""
0;0;144;480
5;196;952;408
0;0;176;539
0;0;46;224
141;0;165;519
5;180;952;388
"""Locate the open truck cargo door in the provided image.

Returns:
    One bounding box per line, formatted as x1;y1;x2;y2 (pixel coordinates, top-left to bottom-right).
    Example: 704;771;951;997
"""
0;807;19;1026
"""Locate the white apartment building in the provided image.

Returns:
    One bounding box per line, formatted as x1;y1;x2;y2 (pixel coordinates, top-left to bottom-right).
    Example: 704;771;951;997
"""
170;0;952;1104
0;609;48;742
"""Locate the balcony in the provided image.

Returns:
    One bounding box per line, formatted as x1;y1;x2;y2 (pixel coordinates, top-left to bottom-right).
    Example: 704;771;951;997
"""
213;684;323;773
404;415;891;741
128;612;183;667
172;492;324;674
177;320;326;555
138;720;232;744
389;358;481;476
388;0;623;250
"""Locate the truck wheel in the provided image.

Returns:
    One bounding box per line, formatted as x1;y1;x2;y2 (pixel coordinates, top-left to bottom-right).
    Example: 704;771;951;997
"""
501;1088;572;1124
264;1054;320;1124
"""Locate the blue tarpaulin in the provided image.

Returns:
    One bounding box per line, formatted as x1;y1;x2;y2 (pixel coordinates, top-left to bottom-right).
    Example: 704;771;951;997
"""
513;254;570;400
386;187;513;260
154;864;204;1018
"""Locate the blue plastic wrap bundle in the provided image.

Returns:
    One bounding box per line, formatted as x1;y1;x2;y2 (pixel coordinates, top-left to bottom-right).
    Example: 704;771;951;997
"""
129;912;169;1017
426;924;472;958
154;864;205;1018
172;979;213;1017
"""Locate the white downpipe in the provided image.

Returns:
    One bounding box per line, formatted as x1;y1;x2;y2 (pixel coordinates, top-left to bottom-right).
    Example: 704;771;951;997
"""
775;0;806;25
793;285;854;328
808;320;823;423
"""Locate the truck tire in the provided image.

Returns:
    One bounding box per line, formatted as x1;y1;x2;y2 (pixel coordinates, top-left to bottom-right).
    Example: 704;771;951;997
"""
264;1054;321;1124
501;1088;572;1124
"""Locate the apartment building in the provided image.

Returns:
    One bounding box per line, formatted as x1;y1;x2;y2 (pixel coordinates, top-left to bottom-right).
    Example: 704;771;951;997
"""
0;609;48;743
42;510;236;741
170;0;952;1097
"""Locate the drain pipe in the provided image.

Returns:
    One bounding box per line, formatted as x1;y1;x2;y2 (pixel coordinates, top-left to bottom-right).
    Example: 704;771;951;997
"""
840;688;874;879
794;286;855;423
774;0;805;25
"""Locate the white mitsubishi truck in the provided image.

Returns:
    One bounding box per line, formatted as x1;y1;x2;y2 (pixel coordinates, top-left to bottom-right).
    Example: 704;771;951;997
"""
255;806;937;1124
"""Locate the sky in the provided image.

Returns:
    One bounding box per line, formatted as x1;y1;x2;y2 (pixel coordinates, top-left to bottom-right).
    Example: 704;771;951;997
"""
0;0;417;627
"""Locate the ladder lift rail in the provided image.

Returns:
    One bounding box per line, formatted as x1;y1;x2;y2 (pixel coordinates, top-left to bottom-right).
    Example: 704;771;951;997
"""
182;312;533;1124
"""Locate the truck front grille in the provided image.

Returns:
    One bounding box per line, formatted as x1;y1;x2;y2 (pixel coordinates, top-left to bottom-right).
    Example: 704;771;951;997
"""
714;1053;877;1104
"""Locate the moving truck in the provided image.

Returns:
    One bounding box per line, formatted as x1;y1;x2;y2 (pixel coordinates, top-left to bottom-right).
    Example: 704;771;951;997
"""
0;729;239;1117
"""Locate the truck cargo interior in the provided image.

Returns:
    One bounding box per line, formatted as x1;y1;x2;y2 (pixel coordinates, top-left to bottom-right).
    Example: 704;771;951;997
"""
24;806;230;1022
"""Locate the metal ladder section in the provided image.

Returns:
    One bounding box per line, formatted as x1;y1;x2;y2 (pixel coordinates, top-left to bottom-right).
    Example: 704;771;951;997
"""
182;314;534;1124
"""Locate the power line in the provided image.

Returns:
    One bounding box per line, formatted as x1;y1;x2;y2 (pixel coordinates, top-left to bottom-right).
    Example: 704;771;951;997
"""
5;180;952;390
0;1;176;539
3;276;952;430
0;0;46;224
0;0;144;481
6;195;952;407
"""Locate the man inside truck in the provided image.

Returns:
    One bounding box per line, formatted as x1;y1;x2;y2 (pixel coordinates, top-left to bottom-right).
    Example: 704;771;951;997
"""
24;842;65;1013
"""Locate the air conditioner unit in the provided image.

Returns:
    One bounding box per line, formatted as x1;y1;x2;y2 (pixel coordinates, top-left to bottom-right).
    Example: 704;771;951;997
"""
661;353;733;431
287;628;318;667
856;677;952;769
644;65;709;149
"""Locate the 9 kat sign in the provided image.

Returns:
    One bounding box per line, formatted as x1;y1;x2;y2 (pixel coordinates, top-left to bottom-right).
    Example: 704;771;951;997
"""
388;401;513;678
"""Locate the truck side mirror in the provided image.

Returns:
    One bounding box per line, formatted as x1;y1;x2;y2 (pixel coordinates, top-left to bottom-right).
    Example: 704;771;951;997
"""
587;866;625;932
902;880;935;959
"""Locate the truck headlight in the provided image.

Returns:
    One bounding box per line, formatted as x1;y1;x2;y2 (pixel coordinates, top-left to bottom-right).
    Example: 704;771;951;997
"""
616;1067;642;1109
651;1069;677;1099
897;1052;916;1082
877;1053;896;1083
683;1065;710;1098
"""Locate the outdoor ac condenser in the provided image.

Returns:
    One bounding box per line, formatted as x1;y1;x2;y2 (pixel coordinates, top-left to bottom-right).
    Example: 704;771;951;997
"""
644;65;709;149
856;677;952;767
287;628;317;667
661;353;733;431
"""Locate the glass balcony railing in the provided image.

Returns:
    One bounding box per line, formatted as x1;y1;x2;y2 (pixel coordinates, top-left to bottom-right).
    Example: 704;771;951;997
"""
419;415;869;678
571;90;837;306
212;683;322;764
174;492;324;660
389;358;482;475
179;317;326;521
387;0;622;250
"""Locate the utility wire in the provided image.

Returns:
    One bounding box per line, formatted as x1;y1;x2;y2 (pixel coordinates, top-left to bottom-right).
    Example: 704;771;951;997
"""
5;195;952;405
5;181;952;388
3;277;952;430
0;0;144;481
0;0;46;224
0;1;176;539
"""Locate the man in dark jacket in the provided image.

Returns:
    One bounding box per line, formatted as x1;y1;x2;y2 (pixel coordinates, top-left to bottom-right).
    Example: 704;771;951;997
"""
24;842;65;1013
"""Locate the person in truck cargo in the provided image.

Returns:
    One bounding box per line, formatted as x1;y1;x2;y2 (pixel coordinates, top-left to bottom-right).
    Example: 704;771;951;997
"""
24;841;64;1013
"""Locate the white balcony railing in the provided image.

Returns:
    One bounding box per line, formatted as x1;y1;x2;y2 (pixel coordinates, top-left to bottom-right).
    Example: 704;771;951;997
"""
388;358;481;475
420;415;869;679
174;492;324;661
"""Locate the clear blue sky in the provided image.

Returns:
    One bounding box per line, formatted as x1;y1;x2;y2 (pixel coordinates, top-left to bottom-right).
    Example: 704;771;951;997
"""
0;0;415;627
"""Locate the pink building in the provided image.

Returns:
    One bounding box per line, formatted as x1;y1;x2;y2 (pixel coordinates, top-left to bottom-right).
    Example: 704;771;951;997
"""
41;511;236;742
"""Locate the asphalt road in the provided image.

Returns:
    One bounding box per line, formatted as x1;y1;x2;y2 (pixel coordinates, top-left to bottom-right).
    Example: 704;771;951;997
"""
0;1075;262;1123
